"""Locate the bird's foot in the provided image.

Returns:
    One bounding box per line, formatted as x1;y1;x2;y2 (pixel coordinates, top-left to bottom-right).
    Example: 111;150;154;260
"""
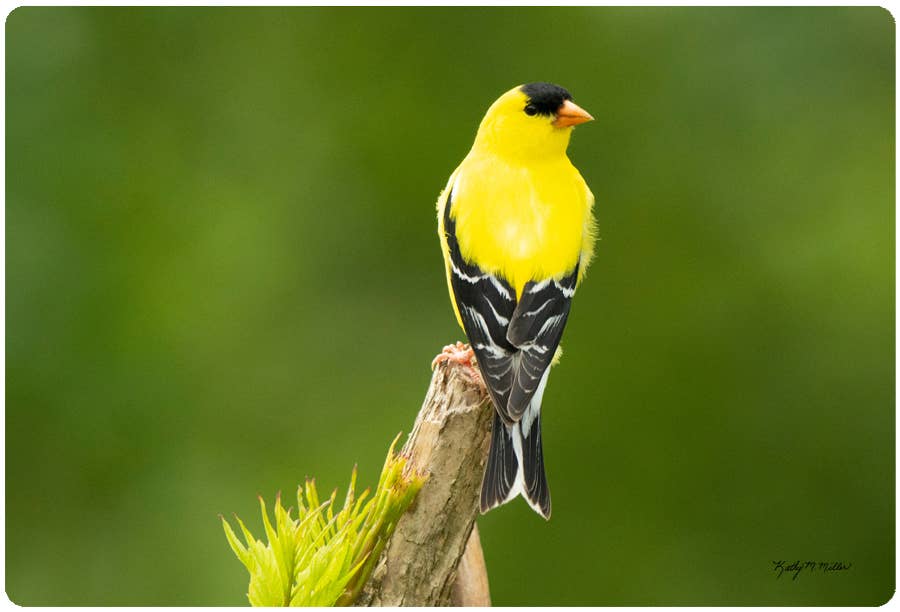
431;341;483;386
431;341;475;369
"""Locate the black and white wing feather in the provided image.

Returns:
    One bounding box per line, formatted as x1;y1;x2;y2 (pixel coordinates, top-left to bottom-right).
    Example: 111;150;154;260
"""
442;189;579;424
504;267;578;420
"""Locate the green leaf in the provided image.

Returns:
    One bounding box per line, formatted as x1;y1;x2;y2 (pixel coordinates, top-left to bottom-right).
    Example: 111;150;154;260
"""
222;434;426;606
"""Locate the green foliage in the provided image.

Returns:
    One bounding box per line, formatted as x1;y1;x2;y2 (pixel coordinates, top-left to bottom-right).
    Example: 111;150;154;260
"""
222;435;425;606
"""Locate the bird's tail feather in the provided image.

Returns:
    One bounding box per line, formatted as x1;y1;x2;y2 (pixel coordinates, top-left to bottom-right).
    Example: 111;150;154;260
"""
480;411;519;512
521;409;551;518
480;406;551;519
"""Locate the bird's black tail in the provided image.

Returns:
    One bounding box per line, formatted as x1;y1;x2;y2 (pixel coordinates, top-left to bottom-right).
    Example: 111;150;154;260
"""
480;409;551;519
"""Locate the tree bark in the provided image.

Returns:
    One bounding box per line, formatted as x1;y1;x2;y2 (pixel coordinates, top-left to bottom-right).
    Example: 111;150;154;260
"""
450;524;491;606
355;359;493;606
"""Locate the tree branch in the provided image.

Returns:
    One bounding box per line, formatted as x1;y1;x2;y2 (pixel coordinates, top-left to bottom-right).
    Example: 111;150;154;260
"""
450;523;491;606
355;359;493;606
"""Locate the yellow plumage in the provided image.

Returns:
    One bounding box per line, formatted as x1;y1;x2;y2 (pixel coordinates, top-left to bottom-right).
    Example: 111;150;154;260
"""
438;85;596;320
434;82;596;519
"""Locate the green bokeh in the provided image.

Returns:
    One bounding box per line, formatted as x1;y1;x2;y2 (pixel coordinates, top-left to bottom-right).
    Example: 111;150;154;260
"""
7;7;894;605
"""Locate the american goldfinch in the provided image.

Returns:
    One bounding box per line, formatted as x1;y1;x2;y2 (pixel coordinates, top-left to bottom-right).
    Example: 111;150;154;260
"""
433;82;596;519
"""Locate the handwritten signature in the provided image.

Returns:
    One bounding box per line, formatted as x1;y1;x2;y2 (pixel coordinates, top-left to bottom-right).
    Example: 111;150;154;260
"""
772;560;852;580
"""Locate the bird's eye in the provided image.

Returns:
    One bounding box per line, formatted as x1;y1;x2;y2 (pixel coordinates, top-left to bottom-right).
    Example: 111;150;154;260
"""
524;104;538;116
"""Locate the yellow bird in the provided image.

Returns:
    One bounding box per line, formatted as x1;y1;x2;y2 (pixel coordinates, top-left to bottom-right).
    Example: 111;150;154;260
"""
433;82;596;519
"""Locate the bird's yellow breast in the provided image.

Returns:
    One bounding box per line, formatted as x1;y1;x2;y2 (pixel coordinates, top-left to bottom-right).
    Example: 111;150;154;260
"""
449;153;593;297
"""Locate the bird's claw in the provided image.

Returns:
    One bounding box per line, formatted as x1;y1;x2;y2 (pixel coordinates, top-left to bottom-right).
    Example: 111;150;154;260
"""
431;341;475;370
431;342;484;388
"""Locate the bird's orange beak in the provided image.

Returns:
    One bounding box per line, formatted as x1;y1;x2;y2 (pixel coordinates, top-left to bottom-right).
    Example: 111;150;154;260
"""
553;99;594;128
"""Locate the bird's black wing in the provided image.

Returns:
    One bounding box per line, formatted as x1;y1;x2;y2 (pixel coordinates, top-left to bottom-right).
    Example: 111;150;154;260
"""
504;265;579;421
443;194;519;425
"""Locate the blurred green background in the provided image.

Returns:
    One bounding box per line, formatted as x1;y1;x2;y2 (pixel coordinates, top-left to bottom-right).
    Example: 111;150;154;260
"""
6;6;894;606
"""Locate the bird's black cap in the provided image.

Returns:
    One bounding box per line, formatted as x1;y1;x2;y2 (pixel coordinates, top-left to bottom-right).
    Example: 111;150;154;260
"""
520;82;572;116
